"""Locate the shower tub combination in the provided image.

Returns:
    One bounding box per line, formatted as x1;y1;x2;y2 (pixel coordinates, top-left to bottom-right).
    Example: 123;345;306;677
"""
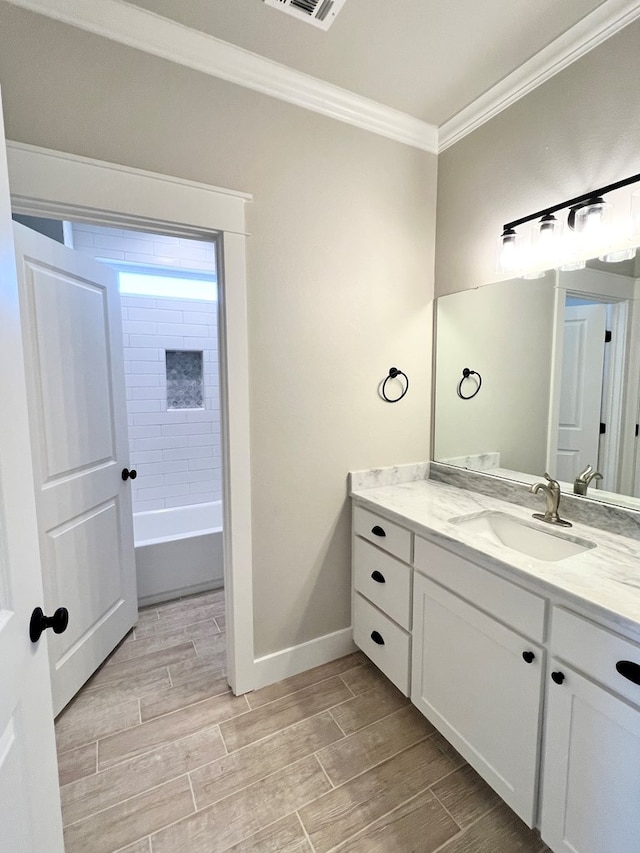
133;501;223;606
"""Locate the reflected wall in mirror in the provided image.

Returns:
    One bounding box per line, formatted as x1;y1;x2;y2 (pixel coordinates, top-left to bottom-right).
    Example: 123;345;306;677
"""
433;253;640;509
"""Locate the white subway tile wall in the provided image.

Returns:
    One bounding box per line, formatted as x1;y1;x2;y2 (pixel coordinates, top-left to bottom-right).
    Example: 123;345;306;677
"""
69;223;217;271
122;294;220;512
69;223;220;513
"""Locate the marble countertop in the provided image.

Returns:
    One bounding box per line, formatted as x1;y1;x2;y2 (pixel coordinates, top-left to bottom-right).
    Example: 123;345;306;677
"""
350;477;640;642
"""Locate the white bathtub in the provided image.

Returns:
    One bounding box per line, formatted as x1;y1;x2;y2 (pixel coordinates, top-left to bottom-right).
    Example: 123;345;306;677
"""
134;502;223;606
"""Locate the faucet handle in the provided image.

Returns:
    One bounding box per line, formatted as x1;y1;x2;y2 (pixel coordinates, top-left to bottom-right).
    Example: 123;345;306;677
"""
576;465;593;483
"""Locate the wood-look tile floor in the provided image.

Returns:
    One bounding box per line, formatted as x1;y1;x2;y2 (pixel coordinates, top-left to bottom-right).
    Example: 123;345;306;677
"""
56;591;551;852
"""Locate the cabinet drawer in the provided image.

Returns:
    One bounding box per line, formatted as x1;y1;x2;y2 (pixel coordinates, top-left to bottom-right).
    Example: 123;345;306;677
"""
414;536;546;643
353;506;412;563
353;593;410;696
353;537;412;630
551;608;640;707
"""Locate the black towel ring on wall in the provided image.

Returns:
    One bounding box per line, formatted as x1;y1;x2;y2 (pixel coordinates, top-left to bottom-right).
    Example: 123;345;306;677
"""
381;367;409;403
457;367;482;400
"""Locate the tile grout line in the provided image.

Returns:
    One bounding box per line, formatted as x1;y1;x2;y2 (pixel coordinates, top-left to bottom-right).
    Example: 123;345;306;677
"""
428;784;464;833
337;672;357;698
295;809;317;852
187;771;198;814
246;658;364;711
313;752;336;789
323;780;463;853
327;709;347;737
62;772;196;829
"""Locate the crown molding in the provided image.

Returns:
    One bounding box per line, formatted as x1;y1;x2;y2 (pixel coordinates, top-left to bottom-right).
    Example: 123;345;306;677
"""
5;0;639;155
438;0;640;152
3;0;439;153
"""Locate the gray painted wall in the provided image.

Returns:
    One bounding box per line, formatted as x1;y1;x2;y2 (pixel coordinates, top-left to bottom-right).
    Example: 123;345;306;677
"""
0;4;436;659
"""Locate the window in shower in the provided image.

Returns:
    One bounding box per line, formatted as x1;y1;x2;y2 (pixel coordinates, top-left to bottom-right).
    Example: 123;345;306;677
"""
166;350;204;409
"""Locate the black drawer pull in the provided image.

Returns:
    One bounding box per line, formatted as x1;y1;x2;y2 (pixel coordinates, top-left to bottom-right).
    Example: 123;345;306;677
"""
551;671;565;685
371;630;385;645
371;570;386;584
522;651;535;664
371;525;386;537
616;660;640;685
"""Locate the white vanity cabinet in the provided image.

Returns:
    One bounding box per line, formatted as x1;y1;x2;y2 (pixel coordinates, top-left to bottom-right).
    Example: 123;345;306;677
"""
351;484;640;853
540;608;640;853
351;506;413;695
411;538;546;827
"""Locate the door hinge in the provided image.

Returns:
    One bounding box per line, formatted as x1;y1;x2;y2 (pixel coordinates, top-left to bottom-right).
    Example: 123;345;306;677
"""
600;422;607;435
605;330;612;343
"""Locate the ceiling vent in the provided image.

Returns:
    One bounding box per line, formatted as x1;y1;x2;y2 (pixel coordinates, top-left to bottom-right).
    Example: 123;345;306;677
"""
263;0;346;31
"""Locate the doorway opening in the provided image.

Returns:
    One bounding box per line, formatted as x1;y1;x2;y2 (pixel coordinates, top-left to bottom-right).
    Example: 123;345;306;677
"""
12;214;228;706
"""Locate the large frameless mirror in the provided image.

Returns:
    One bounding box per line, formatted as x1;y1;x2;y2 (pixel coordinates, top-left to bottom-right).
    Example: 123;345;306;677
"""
433;252;640;509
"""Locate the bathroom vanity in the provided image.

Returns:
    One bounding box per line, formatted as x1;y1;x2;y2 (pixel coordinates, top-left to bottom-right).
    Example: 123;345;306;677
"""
351;471;640;853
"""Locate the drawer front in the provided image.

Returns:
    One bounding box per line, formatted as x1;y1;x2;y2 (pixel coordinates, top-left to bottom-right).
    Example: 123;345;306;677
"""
353;537;412;630
353;505;412;563
353;593;410;696
414;536;546;643
551;607;640;707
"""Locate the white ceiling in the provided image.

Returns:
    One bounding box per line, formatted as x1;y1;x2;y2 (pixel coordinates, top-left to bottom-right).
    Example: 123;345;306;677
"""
126;0;607;125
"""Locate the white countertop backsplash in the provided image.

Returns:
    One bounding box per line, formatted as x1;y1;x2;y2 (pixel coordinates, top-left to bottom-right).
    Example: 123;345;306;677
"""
350;475;640;642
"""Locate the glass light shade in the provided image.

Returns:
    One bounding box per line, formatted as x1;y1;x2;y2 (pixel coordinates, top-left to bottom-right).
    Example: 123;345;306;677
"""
497;229;521;274
533;214;563;265
558;259;586;271
631;189;640;239
598;248;636;263
571;197;610;236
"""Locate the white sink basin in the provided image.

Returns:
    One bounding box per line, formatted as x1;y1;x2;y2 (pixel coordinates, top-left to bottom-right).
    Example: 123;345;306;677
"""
450;511;596;562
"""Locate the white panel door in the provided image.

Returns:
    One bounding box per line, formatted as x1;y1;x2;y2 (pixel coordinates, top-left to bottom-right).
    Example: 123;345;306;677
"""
556;303;606;482
13;223;138;715
0;91;64;851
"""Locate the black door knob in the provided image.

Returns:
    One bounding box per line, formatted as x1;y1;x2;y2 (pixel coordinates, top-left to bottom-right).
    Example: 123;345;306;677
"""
122;468;137;481
370;630;385;645
30;607;69;643
371;525;386;537
371;570;386;584
551;671;565;685
522;651;535;664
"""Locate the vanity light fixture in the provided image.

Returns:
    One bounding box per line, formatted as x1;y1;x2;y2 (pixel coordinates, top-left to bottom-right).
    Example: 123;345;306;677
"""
498;171;640;274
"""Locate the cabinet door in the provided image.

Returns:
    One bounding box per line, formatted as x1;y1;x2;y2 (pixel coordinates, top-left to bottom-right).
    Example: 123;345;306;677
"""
541;663;640;853
412;573;543;826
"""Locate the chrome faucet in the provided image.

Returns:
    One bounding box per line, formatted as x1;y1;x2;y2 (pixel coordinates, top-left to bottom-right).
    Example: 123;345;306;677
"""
573;465;603;496
530;473;572;527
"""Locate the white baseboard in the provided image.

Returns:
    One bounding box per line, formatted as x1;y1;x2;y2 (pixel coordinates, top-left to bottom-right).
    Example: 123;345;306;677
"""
253;627;357;690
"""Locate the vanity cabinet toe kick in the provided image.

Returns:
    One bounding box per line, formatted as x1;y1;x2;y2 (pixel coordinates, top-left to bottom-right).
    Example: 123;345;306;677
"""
351;502;640;853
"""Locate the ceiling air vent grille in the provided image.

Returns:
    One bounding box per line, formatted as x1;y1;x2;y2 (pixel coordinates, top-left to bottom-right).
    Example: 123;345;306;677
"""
263;0;346;31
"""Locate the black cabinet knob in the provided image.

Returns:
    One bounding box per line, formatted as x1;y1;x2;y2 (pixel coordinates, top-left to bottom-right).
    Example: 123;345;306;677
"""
522;651;535;664
616;660;640;686
371;525;386;538
122;468;137;481
551;671;565;685
370;630;385;645
30;606;69;643
371;570;386;584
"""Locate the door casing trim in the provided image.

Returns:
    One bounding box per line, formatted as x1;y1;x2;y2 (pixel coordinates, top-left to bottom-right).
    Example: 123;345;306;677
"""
7;140;255;695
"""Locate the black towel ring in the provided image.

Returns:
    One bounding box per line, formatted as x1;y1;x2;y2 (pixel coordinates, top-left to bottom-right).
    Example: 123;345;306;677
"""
381;367;409;403
457;367;482;400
